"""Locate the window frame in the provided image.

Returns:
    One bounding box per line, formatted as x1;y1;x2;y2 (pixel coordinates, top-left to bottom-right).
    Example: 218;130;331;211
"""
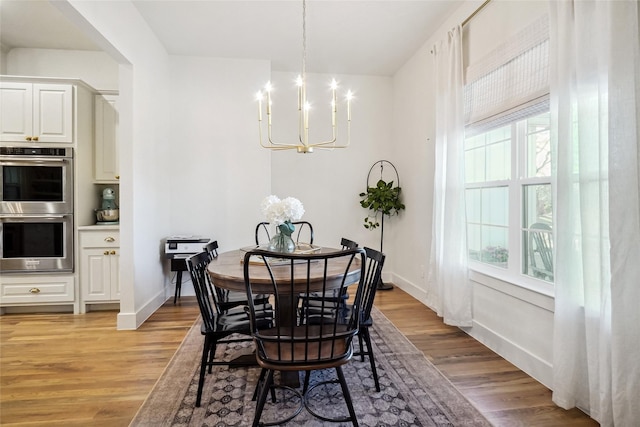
465;112;554;297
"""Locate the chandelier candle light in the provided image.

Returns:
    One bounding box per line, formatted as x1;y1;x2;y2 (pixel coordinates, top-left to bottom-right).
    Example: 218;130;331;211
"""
256;0;353;153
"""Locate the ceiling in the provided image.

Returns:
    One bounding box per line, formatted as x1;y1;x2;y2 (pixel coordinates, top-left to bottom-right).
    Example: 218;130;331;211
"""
0;0;462;76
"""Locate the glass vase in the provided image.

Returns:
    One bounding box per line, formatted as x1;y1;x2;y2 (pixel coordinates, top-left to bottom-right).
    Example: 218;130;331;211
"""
268;229;295;253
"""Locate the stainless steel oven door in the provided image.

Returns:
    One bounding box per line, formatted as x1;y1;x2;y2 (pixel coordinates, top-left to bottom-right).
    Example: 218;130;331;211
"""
0;147;73;214
0;214;73;273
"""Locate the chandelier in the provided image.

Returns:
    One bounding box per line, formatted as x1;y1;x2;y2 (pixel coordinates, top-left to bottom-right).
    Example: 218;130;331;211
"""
256;0;353;153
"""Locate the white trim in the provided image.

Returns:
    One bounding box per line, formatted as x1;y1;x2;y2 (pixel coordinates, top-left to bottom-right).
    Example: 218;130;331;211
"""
469;269;554;310
116;289;166;330
468;317;553;388
390;271;554;389
389;272;427;303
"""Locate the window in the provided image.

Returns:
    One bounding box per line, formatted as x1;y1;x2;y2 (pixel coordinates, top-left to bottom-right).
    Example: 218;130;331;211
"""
462;9;552;290
464;111;553;285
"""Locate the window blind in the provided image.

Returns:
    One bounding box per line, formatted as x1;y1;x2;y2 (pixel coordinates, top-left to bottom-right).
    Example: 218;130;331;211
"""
464;14;549;136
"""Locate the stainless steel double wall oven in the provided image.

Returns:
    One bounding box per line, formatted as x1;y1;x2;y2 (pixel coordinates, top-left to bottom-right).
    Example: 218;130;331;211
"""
0;147;74;272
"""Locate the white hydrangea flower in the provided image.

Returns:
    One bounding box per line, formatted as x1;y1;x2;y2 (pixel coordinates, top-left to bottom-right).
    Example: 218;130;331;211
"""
260;195;304;226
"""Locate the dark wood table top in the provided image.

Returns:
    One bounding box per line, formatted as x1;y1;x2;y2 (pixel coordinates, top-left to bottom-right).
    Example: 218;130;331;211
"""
206;247;361;294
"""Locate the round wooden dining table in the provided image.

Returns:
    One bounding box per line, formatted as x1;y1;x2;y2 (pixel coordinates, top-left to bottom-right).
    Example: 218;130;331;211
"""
207;246;361;293
207;246;362;387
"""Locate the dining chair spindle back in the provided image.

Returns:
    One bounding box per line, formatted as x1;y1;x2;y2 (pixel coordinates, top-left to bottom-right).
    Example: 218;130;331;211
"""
203;240;270;312
243;247;366;426
186;251;273;407
352;246;386;392
303;246;386;392
300;237;359;309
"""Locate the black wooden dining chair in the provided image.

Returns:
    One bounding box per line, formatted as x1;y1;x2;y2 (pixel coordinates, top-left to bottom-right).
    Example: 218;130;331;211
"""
243;248;365;426
185;251;273;407
302;246;386;393
351;247;386;392
300;237;358;308
254;221;314;246
203;240;270;312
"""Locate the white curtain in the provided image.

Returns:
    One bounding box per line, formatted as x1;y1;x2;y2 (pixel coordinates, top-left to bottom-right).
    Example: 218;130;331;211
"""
427;25;472;327
550;1;640;425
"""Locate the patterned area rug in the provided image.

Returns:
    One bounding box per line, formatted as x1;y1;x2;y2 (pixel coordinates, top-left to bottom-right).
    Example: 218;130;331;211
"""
130;308;492;426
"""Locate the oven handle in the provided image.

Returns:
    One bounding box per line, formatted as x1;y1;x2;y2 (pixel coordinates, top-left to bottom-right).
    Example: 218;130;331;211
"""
0;158;69;164
0;214;72;220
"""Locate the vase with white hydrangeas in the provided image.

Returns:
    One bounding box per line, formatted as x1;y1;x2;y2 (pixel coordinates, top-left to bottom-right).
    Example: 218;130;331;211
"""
260;195;305;253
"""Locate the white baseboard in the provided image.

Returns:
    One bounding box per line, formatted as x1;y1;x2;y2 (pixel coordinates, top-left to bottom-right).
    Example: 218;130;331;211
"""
388;272;427;302
116;289;167;330
388;272;553;390
468;319;553;389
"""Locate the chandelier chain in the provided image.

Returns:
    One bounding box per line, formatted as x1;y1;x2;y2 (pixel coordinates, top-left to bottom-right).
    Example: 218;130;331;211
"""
302;0;306;82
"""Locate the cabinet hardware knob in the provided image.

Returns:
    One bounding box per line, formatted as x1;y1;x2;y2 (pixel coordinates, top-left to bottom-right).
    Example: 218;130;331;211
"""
105;237;115;242
110;250;116;255
25;136;32;141
29;288;41;294
115;175;120;180
32;136;39;141
104;250;110;255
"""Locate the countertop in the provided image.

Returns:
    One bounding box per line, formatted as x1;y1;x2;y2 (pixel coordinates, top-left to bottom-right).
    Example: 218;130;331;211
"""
78;224;120;231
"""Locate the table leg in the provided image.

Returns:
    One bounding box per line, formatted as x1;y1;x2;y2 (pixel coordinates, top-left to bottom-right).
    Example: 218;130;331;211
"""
278;296;301;388
227;346;257;367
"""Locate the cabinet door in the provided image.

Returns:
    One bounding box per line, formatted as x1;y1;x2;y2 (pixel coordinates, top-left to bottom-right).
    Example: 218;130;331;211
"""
110;250;120;299
94;94;119;182
83;249;111;300
33;84;73;143
0;82;33;142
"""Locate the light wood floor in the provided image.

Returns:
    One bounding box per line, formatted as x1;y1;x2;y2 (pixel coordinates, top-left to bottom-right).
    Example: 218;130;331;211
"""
0;287;597;427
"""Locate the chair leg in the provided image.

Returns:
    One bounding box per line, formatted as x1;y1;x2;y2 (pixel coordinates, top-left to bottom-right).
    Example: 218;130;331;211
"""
361;328;380;392
252;369;274;427
207;341;217;374
303;370;311;394
252;368;267;401
252;368;277;404
196;335;213;407
335;366;359;427
358;333;365;362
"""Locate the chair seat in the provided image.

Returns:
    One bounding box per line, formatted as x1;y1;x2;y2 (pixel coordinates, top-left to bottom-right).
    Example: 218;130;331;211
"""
301;289;348;303
219;302;272;317
218;291;270;310
257;325;353;370
217;304;273;327
202;311;272;336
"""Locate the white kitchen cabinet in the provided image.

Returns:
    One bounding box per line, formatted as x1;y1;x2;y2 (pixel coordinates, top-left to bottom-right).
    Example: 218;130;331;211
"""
0;82;73;143
0;275;75;314
79;228;120;312
94;93;119;182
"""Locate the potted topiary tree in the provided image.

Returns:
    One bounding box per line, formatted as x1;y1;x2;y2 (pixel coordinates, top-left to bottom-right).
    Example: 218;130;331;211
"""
359;161;406;290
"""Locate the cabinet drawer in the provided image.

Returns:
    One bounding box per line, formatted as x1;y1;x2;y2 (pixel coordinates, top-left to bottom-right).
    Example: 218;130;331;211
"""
80;231;120;248
1;276;74;304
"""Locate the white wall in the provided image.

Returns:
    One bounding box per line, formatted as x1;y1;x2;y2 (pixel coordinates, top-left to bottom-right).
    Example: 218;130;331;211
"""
166;66;393;296
5;48;118;91
167;56;271;258
61;0;173;329
390;0;555;388
0;45;9;74
269;71;393;253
